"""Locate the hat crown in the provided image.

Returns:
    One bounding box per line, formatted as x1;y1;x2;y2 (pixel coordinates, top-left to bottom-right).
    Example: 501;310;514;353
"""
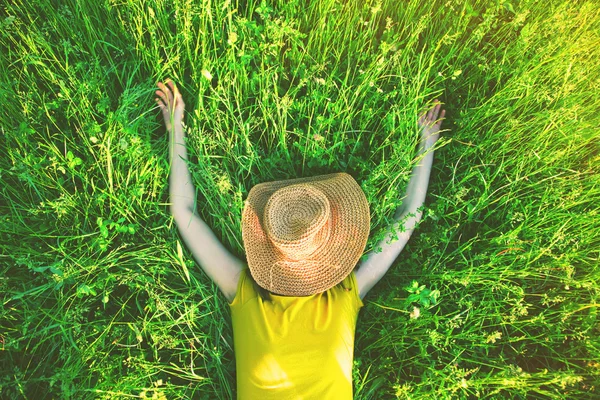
264;184;332;261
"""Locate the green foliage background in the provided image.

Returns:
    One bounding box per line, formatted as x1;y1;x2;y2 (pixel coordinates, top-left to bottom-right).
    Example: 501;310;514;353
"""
1;0;599;398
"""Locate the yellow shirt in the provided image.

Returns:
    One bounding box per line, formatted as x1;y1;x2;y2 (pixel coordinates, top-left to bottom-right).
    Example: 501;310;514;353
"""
229;268;364;400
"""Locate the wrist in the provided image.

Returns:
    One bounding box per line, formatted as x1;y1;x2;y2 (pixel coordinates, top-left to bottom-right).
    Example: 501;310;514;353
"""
419;136;437;152
420;131;438;144
168;123;185;139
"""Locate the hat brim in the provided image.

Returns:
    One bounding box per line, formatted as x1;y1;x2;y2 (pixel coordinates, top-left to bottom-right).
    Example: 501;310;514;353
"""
241;172;370;296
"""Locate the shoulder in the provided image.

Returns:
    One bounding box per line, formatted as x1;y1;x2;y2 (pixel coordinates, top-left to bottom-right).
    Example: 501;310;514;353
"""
226;267;249;305
338;270;364;307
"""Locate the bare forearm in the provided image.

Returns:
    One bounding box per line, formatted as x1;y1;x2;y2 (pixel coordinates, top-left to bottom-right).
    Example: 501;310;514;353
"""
169;124;196;217
394;138;436;222
370;139;435;255
356;139;437;297
363;138;435;260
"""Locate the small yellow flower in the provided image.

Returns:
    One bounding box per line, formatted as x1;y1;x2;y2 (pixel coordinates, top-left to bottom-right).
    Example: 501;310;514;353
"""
217;174;233;193
385;17;394;32
486;331;502;343
228;31;238;45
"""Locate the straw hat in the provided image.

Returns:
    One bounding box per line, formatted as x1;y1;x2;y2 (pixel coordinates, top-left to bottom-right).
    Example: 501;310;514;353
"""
241;172;370;296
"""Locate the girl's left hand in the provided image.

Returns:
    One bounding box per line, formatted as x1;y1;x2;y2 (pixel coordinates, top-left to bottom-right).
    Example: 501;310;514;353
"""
418;99;446;143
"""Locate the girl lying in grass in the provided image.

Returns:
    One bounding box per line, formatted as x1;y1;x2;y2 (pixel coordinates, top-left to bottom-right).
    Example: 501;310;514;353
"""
155;79;445;399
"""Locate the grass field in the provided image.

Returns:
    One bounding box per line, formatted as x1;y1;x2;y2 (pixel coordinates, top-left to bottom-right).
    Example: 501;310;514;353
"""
1;0;599;398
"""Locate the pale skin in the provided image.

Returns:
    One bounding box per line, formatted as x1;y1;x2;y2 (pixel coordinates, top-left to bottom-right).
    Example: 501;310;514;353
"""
155;79;445;302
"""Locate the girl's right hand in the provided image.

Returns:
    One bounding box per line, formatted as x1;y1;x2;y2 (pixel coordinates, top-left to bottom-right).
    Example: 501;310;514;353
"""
155;79;185;132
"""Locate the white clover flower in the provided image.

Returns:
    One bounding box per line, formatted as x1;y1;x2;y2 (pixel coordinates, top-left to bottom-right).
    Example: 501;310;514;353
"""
410;306;420;319
202;69;213;80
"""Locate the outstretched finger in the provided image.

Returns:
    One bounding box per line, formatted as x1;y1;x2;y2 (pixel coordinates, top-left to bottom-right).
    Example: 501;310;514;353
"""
169;80;184;104
436;109;446;127
157;81;167;93
166;80;178;99
157;82;173;101
421;100;433;123
418;111;426;126
427;100;440;122
155;98;167;113
166;79;174;92
155;89;168;106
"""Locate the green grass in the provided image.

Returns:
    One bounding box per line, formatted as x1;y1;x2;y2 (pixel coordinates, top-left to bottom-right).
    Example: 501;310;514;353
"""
1;0;599;398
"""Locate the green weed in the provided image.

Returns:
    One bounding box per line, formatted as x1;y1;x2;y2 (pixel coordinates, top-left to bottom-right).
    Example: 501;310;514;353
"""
1;0;598;398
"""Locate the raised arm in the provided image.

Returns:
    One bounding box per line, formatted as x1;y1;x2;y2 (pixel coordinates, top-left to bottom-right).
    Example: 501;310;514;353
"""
156;80;244;301
355;100;446;299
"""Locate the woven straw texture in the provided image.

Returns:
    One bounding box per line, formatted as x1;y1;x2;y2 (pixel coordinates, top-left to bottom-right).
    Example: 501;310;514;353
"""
241;172;370;296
